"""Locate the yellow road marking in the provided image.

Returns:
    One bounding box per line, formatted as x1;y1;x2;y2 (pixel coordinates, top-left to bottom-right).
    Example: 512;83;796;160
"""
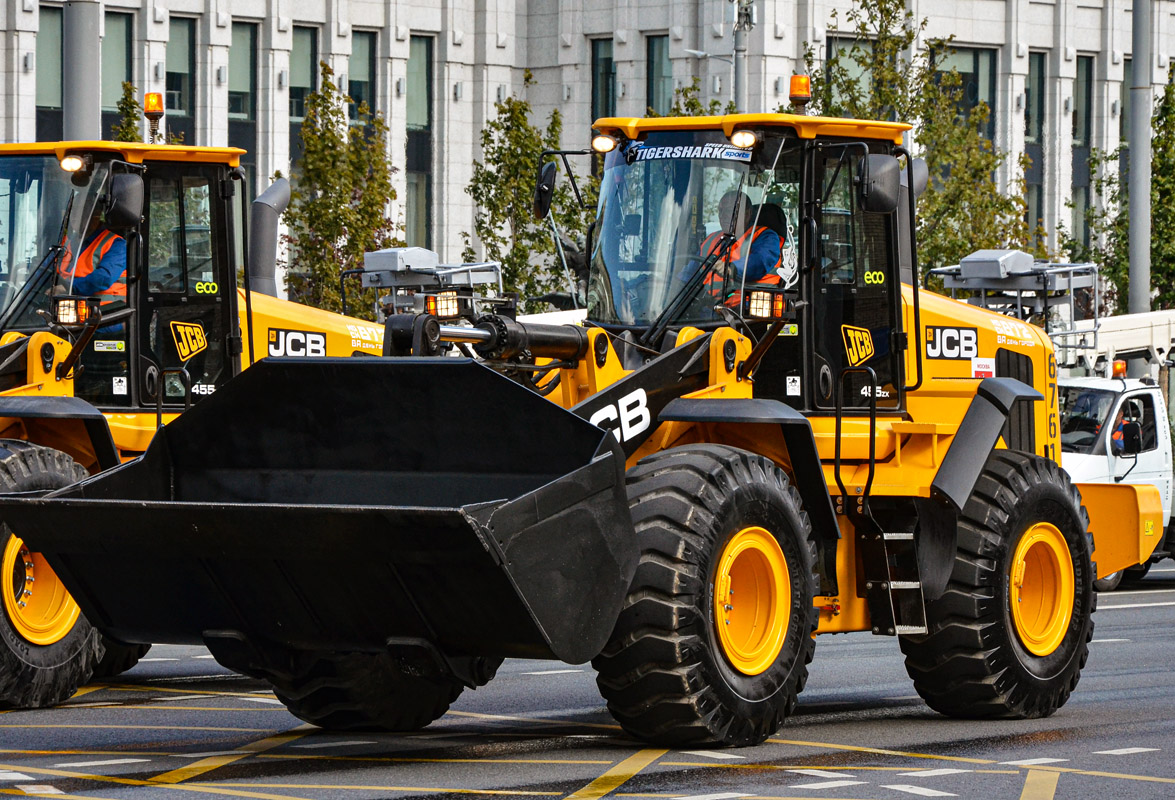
103;685;277;699
197;784;561;796
259;754;613;765
447;710;623;731
152;725;314;784
661;762;1018;774
0;763;314;800
0;724;271;733
65;685;107;702
64;706;288;713
1019;769;1060;799
768;738;997;765
564;749;667;800
0;790;119;800
1030;765;1175;784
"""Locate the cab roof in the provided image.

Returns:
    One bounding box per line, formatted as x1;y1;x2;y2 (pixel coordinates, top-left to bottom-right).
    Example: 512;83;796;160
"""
593;112;911;146
0;141;245;167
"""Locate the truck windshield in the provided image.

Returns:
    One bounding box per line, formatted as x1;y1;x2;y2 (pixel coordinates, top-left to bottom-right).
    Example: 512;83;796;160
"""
0;155;110;330
1058;385;1117;454
588;130;801;327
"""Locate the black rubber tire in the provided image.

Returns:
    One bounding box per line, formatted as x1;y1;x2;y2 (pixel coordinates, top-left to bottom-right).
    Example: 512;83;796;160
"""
1123;561;1153;583
1093;570;1124;592
266;651;468;731
0;441;102;708
91;640;152;679
900;450;1093;719
592;444;818;746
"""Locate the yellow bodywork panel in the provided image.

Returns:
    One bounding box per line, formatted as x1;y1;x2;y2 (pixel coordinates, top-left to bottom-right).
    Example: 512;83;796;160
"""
593;112;910;145
240;290;385;364
0;141;244;166
1078;482;1164;577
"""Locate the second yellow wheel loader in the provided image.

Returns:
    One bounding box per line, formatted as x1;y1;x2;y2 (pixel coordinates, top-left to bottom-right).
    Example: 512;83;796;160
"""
0;110;1162;746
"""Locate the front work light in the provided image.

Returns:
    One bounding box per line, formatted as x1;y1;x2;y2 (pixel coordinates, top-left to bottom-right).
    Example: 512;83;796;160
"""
744;288;791;320
55;296;97;326
730;130;758;149
59;155;85;172
424;291;461;320
591;134;618;153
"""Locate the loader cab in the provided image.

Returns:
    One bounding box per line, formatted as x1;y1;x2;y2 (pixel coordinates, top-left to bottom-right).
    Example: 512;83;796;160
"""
585;119;906;414
0;145;242;413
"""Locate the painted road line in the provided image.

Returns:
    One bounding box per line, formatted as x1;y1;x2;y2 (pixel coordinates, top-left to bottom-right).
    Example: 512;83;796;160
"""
670;794;750;800
15;786;62;795
769;739;997;765
260;754;613;765
193;655;216;659
291;741;377;750
174;752;243;759
0;725;272;733
1001;758;1068;766
446;710;622;731
520;669;584;676
787;770;856;778
53;759;150;768
152;725;314;784
1093;748;1160;756
137;658;179;662
899;769;972;777
1098;601;1175;610
679;751;746;760
563;749;667;800
1090;639;1131;643
1101;587;1175;596
0;762;317;800
239;697;284;705
883;785;956;797
61;703;120;708
1019;769;1060;800
788;779;868;789
193;784;560;796
0;774;32;781
152;695;209;702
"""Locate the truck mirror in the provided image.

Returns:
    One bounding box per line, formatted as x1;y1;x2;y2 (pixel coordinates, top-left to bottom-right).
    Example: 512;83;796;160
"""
105;173;144;230
533;161;558;221
858;154;901;214
1120;420;1143;456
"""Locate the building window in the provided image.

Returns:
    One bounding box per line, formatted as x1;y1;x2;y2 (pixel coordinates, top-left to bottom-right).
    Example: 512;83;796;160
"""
290;26;318;167
36;5;63;141
228;22;258;196
1025;52;1046;233
405;35;433;248
1120;58;1132;145
349;31;377;119
646;35;671;115
101;12;133;138
825;36;874;114
166;17;197;144
1072;55;1094;250
934;47;997;139
592;39;616;121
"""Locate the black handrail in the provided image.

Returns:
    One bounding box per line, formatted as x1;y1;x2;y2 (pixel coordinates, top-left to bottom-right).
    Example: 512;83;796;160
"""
834;365;879;503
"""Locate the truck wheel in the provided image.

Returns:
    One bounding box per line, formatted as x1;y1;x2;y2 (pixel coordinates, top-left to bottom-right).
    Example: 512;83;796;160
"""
592;444;818;746
1093;570;1124;592
900;450;1093;719
267;651;467;731
1123;561;1152;583
0;441;102;708
91;640;152;678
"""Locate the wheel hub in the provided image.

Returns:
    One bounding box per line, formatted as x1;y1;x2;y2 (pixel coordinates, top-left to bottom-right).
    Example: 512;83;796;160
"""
1009;522;1074;657
714;526;790;675
2;534;80;646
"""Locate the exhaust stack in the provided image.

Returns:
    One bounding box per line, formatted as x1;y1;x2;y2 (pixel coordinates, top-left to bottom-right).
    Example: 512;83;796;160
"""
247;178;290;297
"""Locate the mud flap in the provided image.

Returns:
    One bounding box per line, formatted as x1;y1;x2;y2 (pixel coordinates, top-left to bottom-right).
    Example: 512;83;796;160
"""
0;358;638;665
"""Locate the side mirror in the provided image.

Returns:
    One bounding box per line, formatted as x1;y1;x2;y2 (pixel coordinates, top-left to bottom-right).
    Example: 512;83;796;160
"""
533;161;558;221
105;173;144;230
908;157;929;198
1120;420;1143;456
858;154;901;214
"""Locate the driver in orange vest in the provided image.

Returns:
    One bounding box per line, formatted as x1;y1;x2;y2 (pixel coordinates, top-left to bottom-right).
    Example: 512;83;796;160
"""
57;208;127;304
699;190;784;289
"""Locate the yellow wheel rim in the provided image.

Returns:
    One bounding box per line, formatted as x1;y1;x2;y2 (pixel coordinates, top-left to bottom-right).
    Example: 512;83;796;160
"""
3;534;80;646
714;526;790;676
1009;522;1074;657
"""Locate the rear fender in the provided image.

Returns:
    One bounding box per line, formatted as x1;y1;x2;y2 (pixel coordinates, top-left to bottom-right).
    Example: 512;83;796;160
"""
0;396;119;472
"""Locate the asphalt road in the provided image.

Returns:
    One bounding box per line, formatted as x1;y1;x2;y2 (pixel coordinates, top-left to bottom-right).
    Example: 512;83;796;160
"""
2;569;1174;800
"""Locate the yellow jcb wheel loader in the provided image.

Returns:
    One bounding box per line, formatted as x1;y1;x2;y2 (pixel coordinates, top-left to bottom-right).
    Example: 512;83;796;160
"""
0;111;1161;746
0;137;470;709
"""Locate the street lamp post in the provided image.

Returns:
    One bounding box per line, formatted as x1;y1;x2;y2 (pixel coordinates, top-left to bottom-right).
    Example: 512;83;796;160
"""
684;0;755;113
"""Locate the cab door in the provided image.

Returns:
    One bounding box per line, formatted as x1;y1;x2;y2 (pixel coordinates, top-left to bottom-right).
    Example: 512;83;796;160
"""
1109;391;1173;521
808;146;902;412
138;163;236;406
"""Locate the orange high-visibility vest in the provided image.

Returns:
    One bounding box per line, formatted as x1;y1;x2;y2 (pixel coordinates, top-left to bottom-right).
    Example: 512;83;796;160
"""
699;226;783;304
59;230;126;302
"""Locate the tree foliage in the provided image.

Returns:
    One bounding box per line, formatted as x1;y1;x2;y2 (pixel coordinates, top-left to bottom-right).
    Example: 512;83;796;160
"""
462;71;590;306
284;62;398;319
1069;66;1175;310
112;82;142;143
804;0;1043;269
650;77;736;117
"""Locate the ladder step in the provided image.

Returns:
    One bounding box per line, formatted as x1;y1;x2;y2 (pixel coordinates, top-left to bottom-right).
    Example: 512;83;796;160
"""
889;581;922;589
883;532;914;540
895;624;928;635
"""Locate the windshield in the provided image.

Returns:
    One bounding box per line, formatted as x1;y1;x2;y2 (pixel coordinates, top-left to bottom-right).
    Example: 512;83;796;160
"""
0;155;111;330
1059;385;1117;454
588;130;801;327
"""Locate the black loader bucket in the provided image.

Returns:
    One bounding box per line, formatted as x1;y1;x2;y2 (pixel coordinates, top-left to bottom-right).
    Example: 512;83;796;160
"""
0;358;637;665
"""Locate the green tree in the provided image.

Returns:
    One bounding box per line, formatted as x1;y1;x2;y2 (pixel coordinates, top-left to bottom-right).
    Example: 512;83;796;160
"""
1069;66;1175;310
462;71;590;305
284;62;398;319
650;77;736;117
804;0;1043;269
112;82;142;143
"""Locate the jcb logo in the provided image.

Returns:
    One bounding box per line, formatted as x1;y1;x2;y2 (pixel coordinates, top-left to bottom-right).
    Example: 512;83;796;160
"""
170;321;208;361
926;326;978;360
589;388;651;443
841;325;875;367
268;328;327;357
864;270;885;285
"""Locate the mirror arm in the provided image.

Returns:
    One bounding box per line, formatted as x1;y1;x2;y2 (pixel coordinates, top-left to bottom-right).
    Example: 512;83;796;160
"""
541;149;592;209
